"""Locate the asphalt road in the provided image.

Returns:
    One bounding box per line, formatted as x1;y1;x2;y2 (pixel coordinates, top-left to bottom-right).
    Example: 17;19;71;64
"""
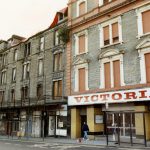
0;140;148;150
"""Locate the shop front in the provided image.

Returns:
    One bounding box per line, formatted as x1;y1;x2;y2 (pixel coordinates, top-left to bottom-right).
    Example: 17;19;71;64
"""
68;87;150;143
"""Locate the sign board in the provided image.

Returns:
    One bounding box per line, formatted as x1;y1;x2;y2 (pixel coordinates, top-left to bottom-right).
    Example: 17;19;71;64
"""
68;88;150;106
95;115;103;123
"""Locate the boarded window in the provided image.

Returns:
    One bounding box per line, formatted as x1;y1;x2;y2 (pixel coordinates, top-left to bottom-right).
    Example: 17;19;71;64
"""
78;68;86;92
113;60;121;87
145;53;150;83
79;34;85;54
53;80;62;99
37;84;43;99
104;62;111;88
103;26;110;45
79;2;85;16
142;10;150;34
112;22;119;43
54;53;62;71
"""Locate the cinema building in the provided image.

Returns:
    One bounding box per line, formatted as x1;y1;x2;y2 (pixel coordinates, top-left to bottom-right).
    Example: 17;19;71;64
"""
66;0;150;143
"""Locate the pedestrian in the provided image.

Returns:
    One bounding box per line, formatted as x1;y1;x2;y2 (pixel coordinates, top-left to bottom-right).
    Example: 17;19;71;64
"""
82;122;89;140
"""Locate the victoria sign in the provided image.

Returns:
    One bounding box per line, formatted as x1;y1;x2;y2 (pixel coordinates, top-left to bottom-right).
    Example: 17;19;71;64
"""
68;88;150;106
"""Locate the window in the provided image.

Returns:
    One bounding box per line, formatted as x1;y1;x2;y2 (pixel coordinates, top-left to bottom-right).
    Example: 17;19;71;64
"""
99;50;124;88
99;17;122;47
2;53;7;66
75;30;88;55
24;42;31;57
58;13;64;22
54;53;62;72
23;63;30;80
21;87;28;100
74;63;89;92
38;59;43;76
78;68;86;92
11;89;15;102
79;2;85;16
137;38;150;84
37;84;43;100
77;0;87;17
55;31;60;45
53;80;62;99
1;71;7;85
13;49;18;61
12;68;16;82
57;116;67;129
0;91;5;103
145;53;150;83
136;5;150;37
99;0;115;6
40;37;44;51
79;34;85;54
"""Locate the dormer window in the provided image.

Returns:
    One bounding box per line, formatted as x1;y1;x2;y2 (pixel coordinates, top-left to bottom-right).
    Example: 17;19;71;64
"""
58;13;64;22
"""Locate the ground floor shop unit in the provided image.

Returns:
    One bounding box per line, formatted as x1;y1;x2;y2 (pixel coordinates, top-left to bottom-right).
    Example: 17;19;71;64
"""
68;87;150;146
0;104;68;138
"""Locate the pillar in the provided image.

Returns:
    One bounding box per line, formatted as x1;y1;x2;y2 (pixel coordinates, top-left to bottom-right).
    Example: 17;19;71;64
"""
71;107;81;139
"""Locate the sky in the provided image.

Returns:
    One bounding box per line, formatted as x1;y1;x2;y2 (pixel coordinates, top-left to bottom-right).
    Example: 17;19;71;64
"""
0;0;68;40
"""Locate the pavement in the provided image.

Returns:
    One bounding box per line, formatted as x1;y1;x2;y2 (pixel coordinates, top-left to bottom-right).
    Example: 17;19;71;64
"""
0;135;150;149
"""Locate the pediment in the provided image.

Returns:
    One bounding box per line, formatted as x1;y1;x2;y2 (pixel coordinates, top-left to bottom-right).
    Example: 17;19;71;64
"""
99;49;123;59
136;38;150;50
73;57;89;66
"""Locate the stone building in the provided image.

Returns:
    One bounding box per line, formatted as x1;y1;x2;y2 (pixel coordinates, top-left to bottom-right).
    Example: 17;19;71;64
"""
0;8;68;138
67;0;150;144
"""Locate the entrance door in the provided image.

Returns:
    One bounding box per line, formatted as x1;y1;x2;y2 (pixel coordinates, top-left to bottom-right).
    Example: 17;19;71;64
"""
107;113;135;137
48;116;55;136
81;115;86;137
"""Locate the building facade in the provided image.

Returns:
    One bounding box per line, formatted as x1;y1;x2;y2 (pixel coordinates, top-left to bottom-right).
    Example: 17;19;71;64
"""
0;8;68;138
67;0;150;142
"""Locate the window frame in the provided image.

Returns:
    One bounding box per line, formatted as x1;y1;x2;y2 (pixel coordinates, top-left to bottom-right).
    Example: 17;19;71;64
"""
40;36;45;51
38;59;43;76
74;63;89;92
77;0;87;17
74;30;88;56
12;67;16;82
99;16;123;48
53;79;63;99
99;52;124;89
136;5;150;38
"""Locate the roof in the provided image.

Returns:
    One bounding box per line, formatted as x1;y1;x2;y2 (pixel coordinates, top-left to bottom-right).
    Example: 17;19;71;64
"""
50;7;68;28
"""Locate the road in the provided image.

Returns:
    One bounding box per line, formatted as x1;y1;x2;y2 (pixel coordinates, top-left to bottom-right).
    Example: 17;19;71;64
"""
0;140;149;150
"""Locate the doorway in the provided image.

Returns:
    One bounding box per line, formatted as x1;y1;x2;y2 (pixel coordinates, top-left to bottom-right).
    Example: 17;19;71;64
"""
48;116;55;136
81;115;86;137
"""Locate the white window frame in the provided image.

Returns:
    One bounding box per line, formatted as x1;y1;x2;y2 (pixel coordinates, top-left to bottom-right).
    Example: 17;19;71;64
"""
99;54;125;89
23;62;30;80
40;37;44;51
14;49;18;61
74;63;89;92
38;59;43;76
74;30;88;56
99;16;123;48
136;4;150;38
138;47;150;84
77;0;87;17
12;67;16;82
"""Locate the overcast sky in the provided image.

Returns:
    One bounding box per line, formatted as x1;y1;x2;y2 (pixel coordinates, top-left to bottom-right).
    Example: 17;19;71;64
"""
0;0;68;40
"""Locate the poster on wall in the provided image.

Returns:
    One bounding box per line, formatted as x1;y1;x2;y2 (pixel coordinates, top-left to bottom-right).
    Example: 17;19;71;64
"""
95;115;103;123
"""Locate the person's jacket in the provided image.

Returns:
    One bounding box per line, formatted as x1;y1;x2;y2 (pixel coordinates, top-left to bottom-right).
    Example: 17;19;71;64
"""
82;124;89;131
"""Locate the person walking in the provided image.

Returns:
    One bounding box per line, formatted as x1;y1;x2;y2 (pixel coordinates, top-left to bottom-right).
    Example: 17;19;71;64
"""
82;122;89;140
